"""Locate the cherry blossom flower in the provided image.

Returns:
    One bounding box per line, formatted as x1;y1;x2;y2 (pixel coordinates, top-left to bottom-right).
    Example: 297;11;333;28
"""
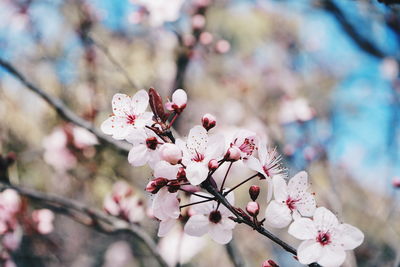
229;129;257;161
149;161;181;236
32;209;55;234
104;181;145;223
101;90;153;140
158;226;207;266
126;128;163;167
42;127;77;172
184;191;236;244
0;189;21;234
165;89;187;114
131;0;185;27
288;207;364;266
178;126;225;185
159;143;182;165
71;126;98;149
265;171;316;228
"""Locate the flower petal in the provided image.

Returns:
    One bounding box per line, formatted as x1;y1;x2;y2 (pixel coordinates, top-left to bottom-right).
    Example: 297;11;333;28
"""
209;223;233;244
128;144;150;167
131;89;149;115
288;218;317;240
317;246;346;267
265;201;292;228
186;162;209;185
184;215;209;237
245;156;264;174
288;171;309;200
152;189;180;220
313;207;339;232
101;116;131;140
297;240;322;265
296;192;316;217
111;93;132;116
336;223;364;250
273;176;288;202
125;128;147;145
189;193;214;215
154;161;180;180
186;125;208;156
158;218;177;237
205;134;225;160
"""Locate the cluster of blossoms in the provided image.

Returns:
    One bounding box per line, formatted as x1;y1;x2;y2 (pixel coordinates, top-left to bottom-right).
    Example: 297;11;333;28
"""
0;189;55;267
101;88;364;266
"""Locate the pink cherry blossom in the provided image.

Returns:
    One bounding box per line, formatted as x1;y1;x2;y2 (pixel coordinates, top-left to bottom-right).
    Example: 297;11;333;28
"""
72;126;98;149
159;143;182;165
184;191;236;244
150;161;181;235
126;128;162;167
165;89;187;114
288;207;364;266
178;126;225;185
32;209;55;234
229;129;257;161
101;91;153;140
0;189;21;234
265;171;316;228
42;127;77;172
104;181;145;223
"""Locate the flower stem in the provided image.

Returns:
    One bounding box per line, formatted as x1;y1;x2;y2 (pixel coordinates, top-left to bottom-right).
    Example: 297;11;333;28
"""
179;198;214;209
223;173;259;195
178;188;214;200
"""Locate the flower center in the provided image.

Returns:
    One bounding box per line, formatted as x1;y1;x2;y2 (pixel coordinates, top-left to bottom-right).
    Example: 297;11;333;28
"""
238;138;255;156
192;150;205;162
316;231;331;246
285;197;299;211
126;114;136;125
208;210;222;224
146;137;158;150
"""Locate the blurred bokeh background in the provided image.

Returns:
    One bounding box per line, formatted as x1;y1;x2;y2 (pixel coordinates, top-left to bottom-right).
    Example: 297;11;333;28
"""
1;0;400;266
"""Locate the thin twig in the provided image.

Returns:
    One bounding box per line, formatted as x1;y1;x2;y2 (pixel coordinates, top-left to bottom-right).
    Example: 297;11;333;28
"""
0;58;131;154
0;182;168;267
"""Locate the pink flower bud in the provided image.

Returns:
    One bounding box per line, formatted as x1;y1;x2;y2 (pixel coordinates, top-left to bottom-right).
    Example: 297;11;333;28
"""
225;146;241;161
192;14;205;29
208;159;219;170
249;185;260;201
32;209;55;234
145;178;169;194
165;89;187;114
262;260;279;267
159;143;182;165
202;113;216;131
246;201;259;217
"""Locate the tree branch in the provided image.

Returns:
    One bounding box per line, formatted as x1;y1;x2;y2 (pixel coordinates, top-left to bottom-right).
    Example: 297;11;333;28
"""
0;57;131;154
0;182;168;267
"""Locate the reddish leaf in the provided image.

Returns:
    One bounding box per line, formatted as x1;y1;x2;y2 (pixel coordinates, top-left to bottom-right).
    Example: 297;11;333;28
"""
149;88;169;123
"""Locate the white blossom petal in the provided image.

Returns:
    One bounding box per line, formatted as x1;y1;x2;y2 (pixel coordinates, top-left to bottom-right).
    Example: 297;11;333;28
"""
296;192;316;217
186;126;208;156
288;218;317;240
313;207;339;232
208;223;233;244
184;215;209;237
297;240;322;265
336;223;364;250
152;189;180;220
131;90;149;115
101;116;131;140
265;201;292;228
273;176;288;202
158;219;177;237
154;161;180;180
128;144;150;167
317;246;346;267
288;171;309;200
186;162;209;185
111;93;132;116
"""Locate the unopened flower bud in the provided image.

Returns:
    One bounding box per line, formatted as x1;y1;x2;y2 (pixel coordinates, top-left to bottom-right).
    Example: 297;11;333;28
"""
225;146;241;161
262;259;279;267
145;178;168;194
167;180;180;193
208;159;219;170
246;201;259;217
249;185;260;201
159;143;182;165
202;113;216;131
165;89;187;114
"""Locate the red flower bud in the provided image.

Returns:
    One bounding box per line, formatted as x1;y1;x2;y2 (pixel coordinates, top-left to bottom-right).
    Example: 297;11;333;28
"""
202;113;216;131
246;201;259;217
249;185;260;201
145;178;169;194
262;259;279;267
208;159;219;170
224;146;241;161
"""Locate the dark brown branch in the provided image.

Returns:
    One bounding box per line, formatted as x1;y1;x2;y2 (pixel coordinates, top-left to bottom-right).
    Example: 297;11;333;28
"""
0;182;168;267
0;58;131;154
320;0;389;59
